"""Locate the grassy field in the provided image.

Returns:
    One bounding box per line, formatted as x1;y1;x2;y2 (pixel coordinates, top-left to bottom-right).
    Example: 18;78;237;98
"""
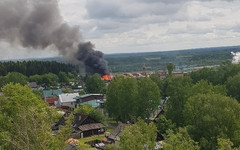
78;135;105;149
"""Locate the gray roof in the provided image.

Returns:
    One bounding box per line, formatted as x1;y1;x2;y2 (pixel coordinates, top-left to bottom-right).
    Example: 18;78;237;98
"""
59;93;79;103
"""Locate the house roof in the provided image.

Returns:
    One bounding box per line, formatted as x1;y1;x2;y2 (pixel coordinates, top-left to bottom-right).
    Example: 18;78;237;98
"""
108;124;128;141
78;94;104;99
43;89;62;98
28;82;37;88
53;113;100;130
80;99;106;108
73;114;89;126
59;93;79;103
79;123;105;131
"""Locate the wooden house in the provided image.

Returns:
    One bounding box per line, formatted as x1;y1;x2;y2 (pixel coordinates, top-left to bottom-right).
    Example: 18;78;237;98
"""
52;113;105;139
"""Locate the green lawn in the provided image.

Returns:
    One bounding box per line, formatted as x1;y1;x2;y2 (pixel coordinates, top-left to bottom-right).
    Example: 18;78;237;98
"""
78;134;105;149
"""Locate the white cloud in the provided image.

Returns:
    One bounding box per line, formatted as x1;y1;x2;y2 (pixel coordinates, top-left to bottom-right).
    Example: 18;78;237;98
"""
1;0;240;59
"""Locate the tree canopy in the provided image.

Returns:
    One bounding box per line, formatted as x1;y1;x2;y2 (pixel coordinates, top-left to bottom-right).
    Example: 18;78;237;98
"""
106;76;161;123
74;104;105;123
225;73;240;102
184;94;240;149
119;118;157;150
85;73;106;94
166;63;175;75
0;83;62;149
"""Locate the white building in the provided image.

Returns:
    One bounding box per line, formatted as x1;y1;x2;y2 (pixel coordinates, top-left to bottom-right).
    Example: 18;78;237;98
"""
55;93;79;109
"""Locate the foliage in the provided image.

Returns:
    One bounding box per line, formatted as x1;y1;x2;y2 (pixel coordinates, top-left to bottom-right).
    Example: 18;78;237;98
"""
136;77;161;120
5;72;27;85
106;76;138;122
225;73;240;102
217;138;234;150
74;104;105;123
85;73;106;94
184;94;240;150
78;90;86;96
150;73;162;90
165;76;192;126
190;80;227;96
0;83;60;150
106;76;161;123
119;118;157;150
78;135;105;149
42;73;59;86
0;60;77;76
156;115;176;135
58;71;69;83
190;68;221;85
163;128;200;150
55;113;74;149
105;144;118;150
166;63;175;75
29;73;59;87
190;64;240;85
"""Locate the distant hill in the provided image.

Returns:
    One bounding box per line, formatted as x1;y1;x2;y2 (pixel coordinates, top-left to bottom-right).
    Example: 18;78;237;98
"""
105;45;240;73
2;45;240;73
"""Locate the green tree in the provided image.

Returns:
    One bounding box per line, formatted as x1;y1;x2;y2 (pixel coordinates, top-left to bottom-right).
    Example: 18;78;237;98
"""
190;80;227;96
156;115;176;135
29;74;43;85
166;63;175;75
5;72;27;85
0;83;59;150
55;113;74;149
184;94;240;150
119;118;157;150
136;77;161;120
149;73;162;90
165;76;192;126
85;74;106;93
0;76;6;88
58;71;69;83
190;68;220;85
226;73;240;102
217;138;234;150
75;104;105;123
106;76;138;123
42;73;58;86
164;128;199;150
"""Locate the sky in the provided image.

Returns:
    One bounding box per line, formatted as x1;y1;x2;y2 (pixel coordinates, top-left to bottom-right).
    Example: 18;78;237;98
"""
1;0;240;59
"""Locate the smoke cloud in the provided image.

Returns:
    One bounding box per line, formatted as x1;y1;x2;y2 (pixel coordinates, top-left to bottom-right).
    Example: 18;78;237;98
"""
231;52;240;64
0;0;109;75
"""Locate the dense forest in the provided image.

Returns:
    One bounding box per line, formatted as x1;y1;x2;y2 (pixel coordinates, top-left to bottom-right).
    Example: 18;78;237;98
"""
0;61;78;76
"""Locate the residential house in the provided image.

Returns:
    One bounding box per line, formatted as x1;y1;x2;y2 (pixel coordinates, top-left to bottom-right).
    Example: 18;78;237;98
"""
42;89;62;106
75;94;105;108
52;113;105;139
55;93;79;109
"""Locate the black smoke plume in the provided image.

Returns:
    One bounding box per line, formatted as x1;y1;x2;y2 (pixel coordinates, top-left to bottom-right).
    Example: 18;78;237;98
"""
0;0;109;75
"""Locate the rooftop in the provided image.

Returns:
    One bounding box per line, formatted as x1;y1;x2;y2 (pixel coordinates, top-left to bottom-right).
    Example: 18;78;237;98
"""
80;99;106;108
78;94;104;99
59;93;79;103
43;89;62;98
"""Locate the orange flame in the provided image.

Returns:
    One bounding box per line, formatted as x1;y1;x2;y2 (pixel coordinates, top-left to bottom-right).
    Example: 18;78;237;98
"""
101;74;113;81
